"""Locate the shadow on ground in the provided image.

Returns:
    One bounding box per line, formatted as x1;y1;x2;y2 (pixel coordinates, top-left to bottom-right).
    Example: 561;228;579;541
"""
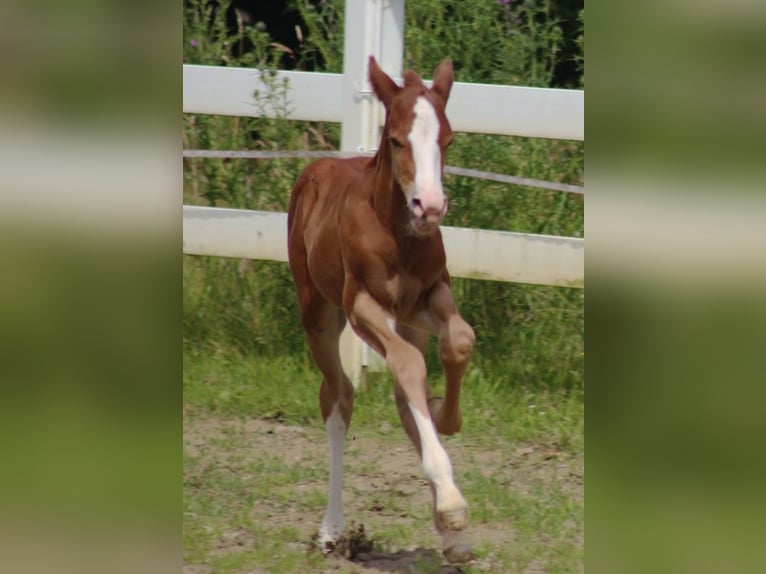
352;547;469;574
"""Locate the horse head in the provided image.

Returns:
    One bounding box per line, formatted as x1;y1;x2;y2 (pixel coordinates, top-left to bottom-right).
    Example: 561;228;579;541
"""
369;56;454;236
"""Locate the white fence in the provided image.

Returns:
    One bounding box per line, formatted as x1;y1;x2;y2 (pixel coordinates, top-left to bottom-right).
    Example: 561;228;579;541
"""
183;206;584;288
182;0;584;382
182;65;583;141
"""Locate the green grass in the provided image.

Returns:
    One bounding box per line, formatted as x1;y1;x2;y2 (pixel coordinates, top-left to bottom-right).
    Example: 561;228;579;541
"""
183;348;319;423
184;447;328;572
184;351;583;573
184;349;583;452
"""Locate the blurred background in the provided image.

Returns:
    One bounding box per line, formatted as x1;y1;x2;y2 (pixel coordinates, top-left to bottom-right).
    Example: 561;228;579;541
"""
1;0;764;572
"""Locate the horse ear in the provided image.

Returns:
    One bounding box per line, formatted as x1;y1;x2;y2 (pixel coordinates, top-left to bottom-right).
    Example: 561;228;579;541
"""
431;59;454;103
369;56;399;109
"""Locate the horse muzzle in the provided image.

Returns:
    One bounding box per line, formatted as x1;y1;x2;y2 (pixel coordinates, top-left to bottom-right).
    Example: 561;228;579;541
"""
410;197;448;234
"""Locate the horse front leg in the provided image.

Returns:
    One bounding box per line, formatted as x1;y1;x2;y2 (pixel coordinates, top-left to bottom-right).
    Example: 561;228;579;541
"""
392;323;429;449
348;291;471;562
423;281;475;436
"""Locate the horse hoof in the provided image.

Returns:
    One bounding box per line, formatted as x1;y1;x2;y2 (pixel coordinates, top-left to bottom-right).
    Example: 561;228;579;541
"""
317;523;346;555
438;507;469;531
444;542;474;563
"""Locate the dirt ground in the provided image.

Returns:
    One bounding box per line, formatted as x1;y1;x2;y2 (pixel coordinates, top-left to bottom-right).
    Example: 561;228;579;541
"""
184;417;583;574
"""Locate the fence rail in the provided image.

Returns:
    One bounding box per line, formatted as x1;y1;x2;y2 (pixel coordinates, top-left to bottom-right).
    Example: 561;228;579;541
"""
183;65;584;142
183;206;584;288
182;149;584;195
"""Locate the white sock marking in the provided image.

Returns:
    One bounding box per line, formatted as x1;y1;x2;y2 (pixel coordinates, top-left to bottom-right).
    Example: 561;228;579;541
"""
408;403;454;489
320;402;346;545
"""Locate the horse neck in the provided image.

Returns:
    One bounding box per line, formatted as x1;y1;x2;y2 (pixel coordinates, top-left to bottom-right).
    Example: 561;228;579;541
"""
369;129;409;235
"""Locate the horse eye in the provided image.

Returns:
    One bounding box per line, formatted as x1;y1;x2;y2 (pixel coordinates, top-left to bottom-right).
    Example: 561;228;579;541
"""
390;137;404;148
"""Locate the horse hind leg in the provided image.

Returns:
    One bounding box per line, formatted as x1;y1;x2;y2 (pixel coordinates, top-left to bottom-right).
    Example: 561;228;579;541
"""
302;300;355;552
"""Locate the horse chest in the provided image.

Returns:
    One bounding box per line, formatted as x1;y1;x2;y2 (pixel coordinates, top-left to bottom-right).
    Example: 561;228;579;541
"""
392;270;430;319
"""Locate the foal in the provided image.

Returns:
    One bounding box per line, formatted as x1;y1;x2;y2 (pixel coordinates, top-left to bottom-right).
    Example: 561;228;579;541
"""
287;56;475;562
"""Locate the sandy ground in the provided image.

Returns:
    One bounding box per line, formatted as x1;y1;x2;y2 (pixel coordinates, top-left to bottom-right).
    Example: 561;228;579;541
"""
184;417;583;574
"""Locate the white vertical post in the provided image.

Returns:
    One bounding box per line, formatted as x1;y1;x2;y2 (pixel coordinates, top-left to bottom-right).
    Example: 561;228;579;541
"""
378;0;405;77
339;0;405;387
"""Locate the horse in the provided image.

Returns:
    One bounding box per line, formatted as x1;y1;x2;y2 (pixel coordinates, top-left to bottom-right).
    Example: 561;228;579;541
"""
287;56;475;563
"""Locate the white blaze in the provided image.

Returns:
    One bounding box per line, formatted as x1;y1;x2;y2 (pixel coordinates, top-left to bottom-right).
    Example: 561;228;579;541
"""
407;96;444;214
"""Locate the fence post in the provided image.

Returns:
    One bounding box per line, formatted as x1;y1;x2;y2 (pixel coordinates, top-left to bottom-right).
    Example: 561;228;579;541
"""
339;0;404;387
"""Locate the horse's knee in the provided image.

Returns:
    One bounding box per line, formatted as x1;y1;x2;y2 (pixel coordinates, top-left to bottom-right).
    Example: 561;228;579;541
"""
441;320;475;365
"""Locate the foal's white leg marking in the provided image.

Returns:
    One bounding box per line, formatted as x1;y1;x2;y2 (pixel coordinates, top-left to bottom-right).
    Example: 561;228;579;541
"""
408;404;466;515
407;97;445;214
319;402;346;548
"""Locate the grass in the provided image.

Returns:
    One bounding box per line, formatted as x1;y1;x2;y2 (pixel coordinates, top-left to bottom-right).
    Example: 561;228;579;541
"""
184;348;583;452
184;351;583;573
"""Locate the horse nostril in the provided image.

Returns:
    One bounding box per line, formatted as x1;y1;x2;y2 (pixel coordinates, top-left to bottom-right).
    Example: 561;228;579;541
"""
410;198;424;218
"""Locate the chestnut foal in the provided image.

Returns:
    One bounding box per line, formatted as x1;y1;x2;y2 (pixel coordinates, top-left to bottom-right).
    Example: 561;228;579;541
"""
287;57;475;562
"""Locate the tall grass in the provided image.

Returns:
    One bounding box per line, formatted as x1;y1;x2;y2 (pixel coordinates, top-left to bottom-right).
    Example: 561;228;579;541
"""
183;0;584;393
